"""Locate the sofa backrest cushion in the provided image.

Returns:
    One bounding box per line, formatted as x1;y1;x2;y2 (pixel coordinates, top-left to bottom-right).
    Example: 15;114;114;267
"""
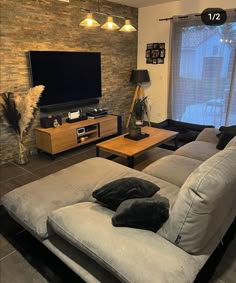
158;147;236;255
195;127;220;144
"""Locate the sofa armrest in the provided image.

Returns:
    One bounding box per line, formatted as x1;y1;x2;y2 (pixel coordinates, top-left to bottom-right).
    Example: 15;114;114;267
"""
149;119;170;128
146;119;215;144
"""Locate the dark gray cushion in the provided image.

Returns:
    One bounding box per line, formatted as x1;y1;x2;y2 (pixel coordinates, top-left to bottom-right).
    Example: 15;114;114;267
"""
219;125;236;134
216;133;236;150
112;197;169;232
92;177;160;211
216;125;236;149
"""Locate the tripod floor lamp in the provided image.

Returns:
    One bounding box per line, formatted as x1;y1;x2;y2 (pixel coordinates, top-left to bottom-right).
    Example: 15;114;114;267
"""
127;69;151;128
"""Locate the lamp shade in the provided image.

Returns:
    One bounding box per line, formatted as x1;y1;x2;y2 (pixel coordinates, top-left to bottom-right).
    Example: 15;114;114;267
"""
101;16;120;30
79;13;100;27
120;19;136;32
130;69;150;84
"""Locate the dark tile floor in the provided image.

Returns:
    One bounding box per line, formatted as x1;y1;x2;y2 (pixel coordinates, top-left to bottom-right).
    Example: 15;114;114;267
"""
0;145;235;283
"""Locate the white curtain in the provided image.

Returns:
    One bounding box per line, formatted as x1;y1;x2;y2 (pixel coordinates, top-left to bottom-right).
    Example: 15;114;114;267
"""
168;10;236;127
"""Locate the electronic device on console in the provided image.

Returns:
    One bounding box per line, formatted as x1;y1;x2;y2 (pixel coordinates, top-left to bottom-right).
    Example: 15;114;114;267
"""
40;115;62;128
66;110;82;123
86;108;108;118
76;125;97;136
77;127;86;136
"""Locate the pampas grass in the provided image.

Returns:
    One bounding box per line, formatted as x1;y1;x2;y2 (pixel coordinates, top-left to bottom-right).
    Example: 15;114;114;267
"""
0;92;21;136
0;85;45;142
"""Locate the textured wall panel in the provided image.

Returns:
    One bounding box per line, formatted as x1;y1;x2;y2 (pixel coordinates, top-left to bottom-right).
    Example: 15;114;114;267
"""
0;0;138;163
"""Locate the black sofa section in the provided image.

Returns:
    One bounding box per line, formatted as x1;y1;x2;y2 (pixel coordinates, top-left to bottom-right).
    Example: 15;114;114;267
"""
154;119;214;143
144;119;215;149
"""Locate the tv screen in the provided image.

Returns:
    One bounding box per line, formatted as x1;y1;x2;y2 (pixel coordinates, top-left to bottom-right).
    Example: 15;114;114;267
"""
29;51;102;108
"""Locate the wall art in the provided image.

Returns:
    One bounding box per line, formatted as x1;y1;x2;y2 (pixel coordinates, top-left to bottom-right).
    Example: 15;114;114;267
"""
146;43;165;64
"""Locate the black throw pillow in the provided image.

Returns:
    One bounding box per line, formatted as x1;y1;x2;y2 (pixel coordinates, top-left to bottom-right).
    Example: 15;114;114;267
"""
92;177;160;211
216;125;236;150
112;197;170;232
219;125;236;134
216;132;235;150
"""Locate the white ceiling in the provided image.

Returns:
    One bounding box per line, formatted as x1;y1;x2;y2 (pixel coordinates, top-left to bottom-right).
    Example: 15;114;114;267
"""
107;0;179;8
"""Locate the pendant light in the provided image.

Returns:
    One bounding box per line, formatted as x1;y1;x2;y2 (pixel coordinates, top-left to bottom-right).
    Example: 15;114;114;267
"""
101;16;120;30
120;19;136;32
79;12;100;28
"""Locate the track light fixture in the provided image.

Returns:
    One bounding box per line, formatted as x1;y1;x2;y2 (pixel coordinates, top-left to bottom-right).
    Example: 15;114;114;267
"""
79;8;136;32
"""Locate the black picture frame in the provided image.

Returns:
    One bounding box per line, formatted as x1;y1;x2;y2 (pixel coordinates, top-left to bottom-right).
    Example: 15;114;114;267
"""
153;43;160;49
160;49;165;58
146;42;166;64
151;49;159;58
146;49;151;58
152;59;157;64
146;58;153;64
159;43;165;49
157;58;164;64
147;43;154;50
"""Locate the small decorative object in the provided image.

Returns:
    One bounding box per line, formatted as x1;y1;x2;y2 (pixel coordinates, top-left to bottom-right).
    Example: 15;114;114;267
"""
80;136;89;142
0;85;45;165
40;115;62;128
146;42;165;64
53;118;60;128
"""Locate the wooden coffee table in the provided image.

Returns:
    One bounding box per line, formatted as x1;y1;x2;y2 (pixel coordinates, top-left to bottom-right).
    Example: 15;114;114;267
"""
96;126;178;168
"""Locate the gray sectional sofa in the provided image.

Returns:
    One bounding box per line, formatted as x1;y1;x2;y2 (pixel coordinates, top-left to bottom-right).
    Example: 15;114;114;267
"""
2;127;236;283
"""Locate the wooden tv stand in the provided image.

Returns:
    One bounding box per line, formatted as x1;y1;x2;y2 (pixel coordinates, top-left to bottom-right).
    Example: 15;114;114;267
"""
35;115;120;156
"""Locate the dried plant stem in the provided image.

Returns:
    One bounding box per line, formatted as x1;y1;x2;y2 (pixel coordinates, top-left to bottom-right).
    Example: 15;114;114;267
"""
15;85;45;141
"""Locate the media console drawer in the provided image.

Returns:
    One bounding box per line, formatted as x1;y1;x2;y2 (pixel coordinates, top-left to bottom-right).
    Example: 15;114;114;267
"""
35;115;120;156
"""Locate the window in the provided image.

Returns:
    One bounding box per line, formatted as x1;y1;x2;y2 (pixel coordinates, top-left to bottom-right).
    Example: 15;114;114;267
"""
168;10;236;127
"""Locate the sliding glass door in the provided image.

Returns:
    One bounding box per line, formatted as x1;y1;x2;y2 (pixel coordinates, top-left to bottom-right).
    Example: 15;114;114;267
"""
169;11;236;127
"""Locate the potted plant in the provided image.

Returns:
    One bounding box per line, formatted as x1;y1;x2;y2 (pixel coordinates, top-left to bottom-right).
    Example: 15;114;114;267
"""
128;112;141;138
133;96;148;125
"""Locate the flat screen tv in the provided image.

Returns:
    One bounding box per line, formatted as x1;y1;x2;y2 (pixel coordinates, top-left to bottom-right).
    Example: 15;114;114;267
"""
29;51;102;109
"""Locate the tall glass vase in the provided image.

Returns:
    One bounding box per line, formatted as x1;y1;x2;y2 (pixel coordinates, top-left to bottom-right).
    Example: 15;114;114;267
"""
17;140;29;165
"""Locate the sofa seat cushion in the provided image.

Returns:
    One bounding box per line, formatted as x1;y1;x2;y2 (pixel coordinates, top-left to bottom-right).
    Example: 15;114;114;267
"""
174;141;220;161
1;157;179;239
158;147;236;255
143;155;202;187
48;202;203;283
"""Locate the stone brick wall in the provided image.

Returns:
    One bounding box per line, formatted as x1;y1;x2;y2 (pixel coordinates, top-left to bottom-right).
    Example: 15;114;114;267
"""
0;0;138;163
